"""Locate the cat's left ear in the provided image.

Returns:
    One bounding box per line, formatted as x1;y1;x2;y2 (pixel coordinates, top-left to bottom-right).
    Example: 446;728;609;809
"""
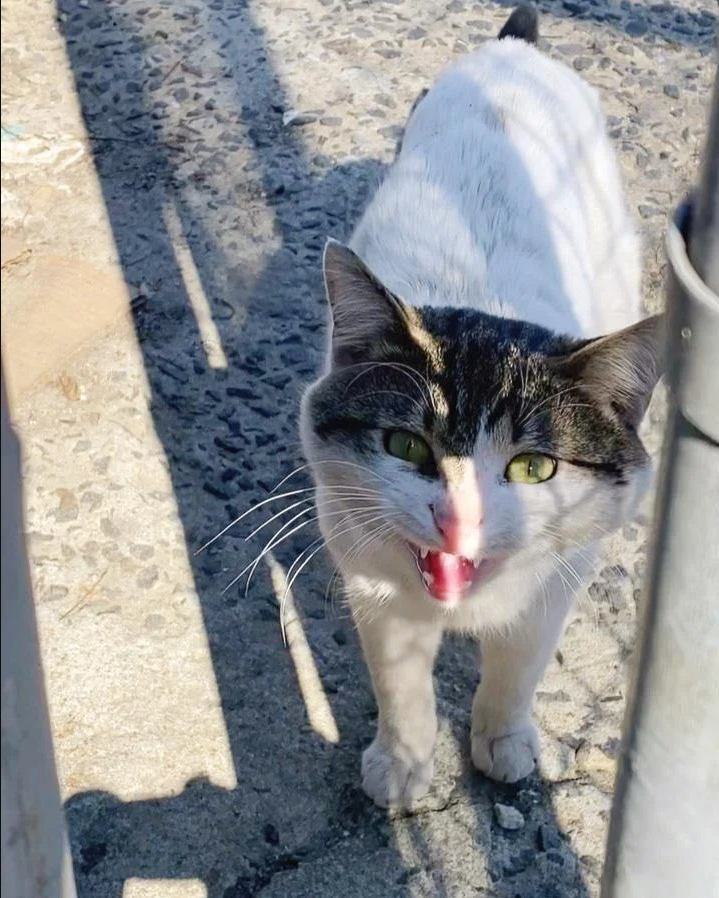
322;239;411;367
555;315;665;426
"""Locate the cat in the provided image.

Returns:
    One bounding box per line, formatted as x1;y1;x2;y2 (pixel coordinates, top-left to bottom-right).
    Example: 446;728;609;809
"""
299;4;662;808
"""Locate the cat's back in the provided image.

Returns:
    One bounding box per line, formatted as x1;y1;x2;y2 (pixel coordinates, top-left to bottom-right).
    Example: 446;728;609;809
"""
351;38;640;337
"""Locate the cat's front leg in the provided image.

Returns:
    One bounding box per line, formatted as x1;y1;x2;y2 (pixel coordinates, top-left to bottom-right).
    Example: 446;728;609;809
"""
471;592;571;783
353;601;444;808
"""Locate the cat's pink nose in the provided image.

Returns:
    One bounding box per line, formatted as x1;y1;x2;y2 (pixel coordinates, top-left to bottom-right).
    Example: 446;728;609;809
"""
432;505;482;556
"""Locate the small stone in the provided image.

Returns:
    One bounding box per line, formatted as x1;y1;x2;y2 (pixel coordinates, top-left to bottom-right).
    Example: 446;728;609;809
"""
214;437;244;455
502;847;534;875
374;93;396;109
537;823;562;852
573;57;593;72
226;386;258;400
100;517;120;539
44;585;70;603
625;19;648;37
663;84;680;99
56;489;79;522
540;739;576;781
263;373;292;390
282;110;318;127
201;555;222;577
59;374;81;401
494;803;525;831
575;742;617;791
137;566;159;589
203;482;233;501
144;613;165;631
251;406;280;420
378;125;403;140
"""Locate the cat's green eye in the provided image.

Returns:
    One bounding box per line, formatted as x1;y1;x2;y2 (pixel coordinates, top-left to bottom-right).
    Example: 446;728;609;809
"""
385;430;433;469
505;453;557;485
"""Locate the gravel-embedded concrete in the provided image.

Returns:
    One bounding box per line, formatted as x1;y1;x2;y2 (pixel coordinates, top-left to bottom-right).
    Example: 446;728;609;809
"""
2;0;716;896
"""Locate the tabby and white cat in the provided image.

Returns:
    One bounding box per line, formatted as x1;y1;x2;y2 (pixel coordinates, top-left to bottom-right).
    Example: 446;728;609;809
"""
300;5;661;808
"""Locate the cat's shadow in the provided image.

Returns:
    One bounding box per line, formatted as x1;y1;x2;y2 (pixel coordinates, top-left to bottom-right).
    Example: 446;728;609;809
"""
45;0;642;895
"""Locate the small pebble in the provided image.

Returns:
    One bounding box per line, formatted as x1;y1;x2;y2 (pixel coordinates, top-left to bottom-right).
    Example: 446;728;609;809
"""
537;823;562;852
282;110;318;127
494;803;525;831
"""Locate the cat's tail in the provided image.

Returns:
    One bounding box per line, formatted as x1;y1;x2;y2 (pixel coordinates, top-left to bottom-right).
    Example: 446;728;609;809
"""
498;4;539;44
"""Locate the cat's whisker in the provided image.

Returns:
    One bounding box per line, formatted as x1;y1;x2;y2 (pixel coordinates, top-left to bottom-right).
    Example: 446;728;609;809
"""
221;516;319;596
538;527;597;566
535;571;551;619
517;354;531;420
269;462;388;497
246;492;384;542
520;384;581;424
245;497;317;541
550;551;600;625
327;519;395;599
353;389;426;419
284;508;387;593
316;519;395;625
324;519;389;613
195;487;320;554
280;512;390;642
269;463;315;495
242;504;387;597
343;361;432;408
550;560;574;605
551;552;586;589
538;525;606;573
272;458;395;490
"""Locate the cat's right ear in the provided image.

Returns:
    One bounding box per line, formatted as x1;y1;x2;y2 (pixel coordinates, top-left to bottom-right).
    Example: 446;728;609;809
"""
323;239;409;367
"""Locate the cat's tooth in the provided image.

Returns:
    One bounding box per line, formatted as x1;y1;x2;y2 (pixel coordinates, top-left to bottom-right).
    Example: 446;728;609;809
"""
422;572;434;588
419;548;429;560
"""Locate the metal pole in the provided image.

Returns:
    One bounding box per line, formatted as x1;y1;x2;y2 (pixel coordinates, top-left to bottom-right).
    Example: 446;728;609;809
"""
601;67;719;898
1;364;77;898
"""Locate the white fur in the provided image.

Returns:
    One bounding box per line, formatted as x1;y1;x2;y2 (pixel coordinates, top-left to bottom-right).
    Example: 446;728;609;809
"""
351;39;641;338
300;37;646;808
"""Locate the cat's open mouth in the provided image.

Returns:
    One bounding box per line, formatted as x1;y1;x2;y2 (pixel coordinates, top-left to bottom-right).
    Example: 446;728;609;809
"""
414;547;503;603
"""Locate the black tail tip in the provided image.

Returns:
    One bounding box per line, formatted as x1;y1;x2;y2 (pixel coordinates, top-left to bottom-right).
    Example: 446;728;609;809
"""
498;4;539;44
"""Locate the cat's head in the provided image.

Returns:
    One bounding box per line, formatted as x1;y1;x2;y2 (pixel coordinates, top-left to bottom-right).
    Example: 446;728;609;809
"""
300;241;662;609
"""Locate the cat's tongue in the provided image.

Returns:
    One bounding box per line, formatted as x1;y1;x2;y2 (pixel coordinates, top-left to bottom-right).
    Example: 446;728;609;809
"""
417;550;477;602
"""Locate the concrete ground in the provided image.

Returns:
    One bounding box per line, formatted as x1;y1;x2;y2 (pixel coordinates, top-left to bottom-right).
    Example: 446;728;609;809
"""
1;0;716;896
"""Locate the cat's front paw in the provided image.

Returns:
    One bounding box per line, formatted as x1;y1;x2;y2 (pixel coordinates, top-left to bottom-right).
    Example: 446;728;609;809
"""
361;739;434;809
471;716;539;784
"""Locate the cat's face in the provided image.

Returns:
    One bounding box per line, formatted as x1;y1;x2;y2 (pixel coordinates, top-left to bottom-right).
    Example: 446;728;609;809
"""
300;242;662;610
